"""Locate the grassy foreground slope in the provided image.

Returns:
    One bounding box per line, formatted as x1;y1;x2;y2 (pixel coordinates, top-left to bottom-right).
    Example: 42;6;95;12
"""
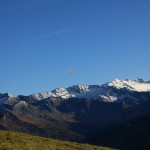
0;131;115;150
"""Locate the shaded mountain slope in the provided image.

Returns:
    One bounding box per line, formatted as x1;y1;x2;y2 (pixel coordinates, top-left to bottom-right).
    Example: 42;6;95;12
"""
99;113;150;150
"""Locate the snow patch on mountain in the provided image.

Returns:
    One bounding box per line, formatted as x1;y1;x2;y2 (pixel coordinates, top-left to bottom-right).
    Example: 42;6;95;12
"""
100;95;117;102
14;101;28;108
29;92;53;100
52;88;70;99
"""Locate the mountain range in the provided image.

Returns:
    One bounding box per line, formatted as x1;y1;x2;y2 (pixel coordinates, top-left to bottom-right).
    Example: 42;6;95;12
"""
0;78;150;150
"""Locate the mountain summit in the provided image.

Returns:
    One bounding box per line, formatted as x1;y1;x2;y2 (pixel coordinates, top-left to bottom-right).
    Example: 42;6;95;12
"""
105;78;150;92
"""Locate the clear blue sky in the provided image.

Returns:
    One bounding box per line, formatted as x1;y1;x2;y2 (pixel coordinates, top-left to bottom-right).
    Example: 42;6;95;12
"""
0;0;150;95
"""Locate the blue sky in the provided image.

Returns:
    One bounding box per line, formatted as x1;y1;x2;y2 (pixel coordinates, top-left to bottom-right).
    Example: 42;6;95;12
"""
0;0;150;95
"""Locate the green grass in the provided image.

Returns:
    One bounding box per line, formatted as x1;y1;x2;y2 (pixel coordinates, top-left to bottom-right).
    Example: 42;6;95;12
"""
0;130;116;150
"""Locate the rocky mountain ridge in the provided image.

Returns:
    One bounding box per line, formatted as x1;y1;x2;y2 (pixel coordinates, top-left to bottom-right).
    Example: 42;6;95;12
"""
1;78;150;104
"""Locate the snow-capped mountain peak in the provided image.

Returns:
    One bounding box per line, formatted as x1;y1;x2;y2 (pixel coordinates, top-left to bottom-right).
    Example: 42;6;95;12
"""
67;84;89;93
52;88;69;98
106;78;150;92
